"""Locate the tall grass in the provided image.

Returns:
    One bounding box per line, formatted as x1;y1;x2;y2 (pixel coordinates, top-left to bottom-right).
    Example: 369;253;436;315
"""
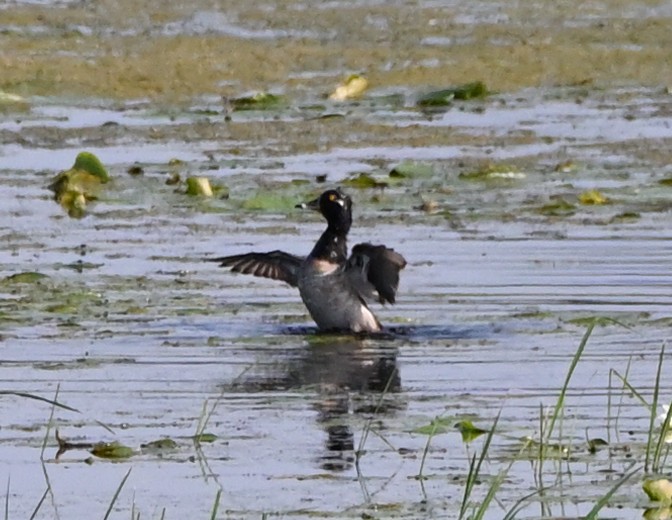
458;412;501;520
102;468;132;520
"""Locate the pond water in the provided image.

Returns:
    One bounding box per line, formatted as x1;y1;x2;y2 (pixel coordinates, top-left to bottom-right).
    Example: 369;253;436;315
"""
2;1;672;519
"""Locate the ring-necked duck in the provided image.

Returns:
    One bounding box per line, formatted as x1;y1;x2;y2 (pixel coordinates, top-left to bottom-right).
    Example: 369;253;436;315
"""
208;189;406;333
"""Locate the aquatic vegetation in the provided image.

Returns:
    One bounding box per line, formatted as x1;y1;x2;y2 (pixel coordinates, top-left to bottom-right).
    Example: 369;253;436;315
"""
329;74;369;101
185;176;214;197
578;189;610;205
459;162;524;181
231;92;285;111
644;478;672;504
416;81;488;107
48;152;110;218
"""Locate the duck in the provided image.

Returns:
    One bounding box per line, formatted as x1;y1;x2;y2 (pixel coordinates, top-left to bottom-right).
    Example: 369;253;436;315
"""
208;189;406;333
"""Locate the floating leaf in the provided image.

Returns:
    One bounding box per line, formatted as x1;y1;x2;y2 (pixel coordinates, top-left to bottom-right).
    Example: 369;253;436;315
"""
329;74;369;101
460;163;523;181
537;197;576;216
587;437;609;454
644;479;672;504
643;506;672;520
455;420;488;443
72;152;109;182
185;177;213;197
417;81;488;107
91;441;134;459
389;161;435;179
231;92;284;111
342;173;387;189
242;193;298;211
610;211;640;223
658;178;672;187
141;438;178;452
45;303;78;314
193;433;218;443
48;152;110;217
1;272;49;284
578;189;609;205
554;160;578;173
413;417;452;435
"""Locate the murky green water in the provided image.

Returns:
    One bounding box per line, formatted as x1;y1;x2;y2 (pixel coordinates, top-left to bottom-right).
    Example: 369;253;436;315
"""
3;2;672;519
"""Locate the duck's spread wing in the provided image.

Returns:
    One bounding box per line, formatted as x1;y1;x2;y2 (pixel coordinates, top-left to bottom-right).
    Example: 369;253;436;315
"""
347;243;407;304
207;251;303;287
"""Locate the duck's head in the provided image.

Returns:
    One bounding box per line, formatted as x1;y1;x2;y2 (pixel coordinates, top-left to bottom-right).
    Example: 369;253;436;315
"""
298;189;352;232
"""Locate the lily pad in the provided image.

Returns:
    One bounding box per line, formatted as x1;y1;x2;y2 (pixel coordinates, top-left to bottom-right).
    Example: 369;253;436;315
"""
91;441;134;459
72;152;109;182
192;433;217;443
231;92;284;111
389;161;435;179
342;173;387;189
141;438;178;452
455;420;488;443
460;163;523;181
1;272;49;284
644;478;672;504
48;152;110;217
537;197;576;217
329;74;369;101
578;189;609;205
413;417;452;435
554;160;578;173
587;437;608;453
610;211;640;223
242;193;299;211
185;177;214;197
417;81;488;107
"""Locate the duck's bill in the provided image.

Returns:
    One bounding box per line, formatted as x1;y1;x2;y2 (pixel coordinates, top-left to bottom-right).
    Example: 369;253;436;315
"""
295;196;320;211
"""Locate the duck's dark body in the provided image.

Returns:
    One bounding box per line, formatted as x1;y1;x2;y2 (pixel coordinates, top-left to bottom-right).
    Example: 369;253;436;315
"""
209;190;406;333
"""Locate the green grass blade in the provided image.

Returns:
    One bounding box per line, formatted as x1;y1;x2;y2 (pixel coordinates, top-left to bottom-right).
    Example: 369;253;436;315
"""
583;464;639;520
458;411;501;520
545;321;594;443
28;487;49;520
652;346;670;472
418;416;441;481
502;484;553;520
356;367;397;464
209;488;222;520
472;436;527;520
0;390;79;413
41;384;60;460
4;476;9;520
610;369;649;410
102;468;132;520
646;344;665;472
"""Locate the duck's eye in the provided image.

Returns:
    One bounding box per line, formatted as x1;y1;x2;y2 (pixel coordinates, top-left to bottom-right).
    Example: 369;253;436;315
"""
328;193;337;202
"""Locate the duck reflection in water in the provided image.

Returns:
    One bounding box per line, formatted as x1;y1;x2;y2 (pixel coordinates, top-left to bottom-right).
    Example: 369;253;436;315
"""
230;335;402;472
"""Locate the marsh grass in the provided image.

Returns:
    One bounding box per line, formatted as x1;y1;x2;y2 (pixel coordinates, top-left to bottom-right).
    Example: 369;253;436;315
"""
355;367;399;504
457;412;502;520
209;488;222;520
647;344;670;473
102;468;132;520
192;393;225;492
610;343;670;474
583;463;640;520
4;476;9;520
355;366;398;468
